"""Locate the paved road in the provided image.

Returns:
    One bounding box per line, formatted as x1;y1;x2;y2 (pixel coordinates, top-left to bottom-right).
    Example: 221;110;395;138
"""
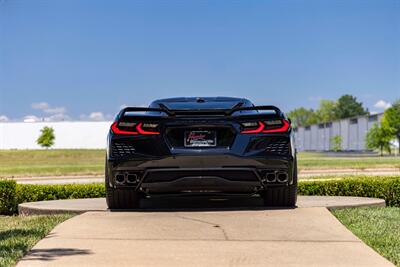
17;206;393;266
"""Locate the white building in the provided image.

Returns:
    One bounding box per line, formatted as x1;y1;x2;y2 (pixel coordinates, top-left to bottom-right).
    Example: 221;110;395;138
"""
0;121;112;149
293;113;383;151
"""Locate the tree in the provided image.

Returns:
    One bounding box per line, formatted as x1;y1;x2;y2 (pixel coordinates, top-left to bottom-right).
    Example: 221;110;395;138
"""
330;135;342;152
365;123;392;156
333;94;368;119
382;99;400;154
37;126;55;148
287;107;318;128
316;99;337;123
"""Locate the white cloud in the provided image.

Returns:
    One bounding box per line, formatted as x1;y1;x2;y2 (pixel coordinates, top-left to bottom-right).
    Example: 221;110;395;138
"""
44;113;71;122
43;107;67;114
32;102;66;114
89;112;105;121
32;102;50;110
23;115;41;123
374;100;391;110
80;112;113;121
0;115;9;122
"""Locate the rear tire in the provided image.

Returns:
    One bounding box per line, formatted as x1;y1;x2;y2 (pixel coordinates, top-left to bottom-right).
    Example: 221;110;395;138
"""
106;188;141;209
105;159;141;209
261;184;297;207
261;159;298;207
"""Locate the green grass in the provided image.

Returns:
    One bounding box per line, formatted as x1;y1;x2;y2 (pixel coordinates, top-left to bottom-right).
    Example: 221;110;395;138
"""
298;152;400;170
333;207;400;266
0;214;73;267
0;149;399;177
0;150;104;177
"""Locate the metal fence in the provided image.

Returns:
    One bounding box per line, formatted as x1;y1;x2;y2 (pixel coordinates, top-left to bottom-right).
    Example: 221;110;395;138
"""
293;113;383;151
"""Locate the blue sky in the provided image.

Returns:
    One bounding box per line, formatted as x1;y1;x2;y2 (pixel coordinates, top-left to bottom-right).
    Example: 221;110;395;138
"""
0;0;399;121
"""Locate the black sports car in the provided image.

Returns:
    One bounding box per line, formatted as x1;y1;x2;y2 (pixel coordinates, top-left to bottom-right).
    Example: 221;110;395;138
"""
105;97;297;209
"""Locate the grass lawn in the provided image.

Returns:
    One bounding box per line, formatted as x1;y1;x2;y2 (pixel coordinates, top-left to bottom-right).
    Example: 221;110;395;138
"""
333;207;400;267
0;214;73;267
0;149;399;177
0;150;104;177
298;152;400;170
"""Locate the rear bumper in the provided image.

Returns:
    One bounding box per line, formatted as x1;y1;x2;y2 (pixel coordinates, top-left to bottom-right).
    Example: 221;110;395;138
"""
107;154;295;194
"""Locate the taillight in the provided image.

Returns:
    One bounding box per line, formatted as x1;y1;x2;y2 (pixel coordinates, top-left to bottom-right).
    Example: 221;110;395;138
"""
111;122;160;135
241;119;290;134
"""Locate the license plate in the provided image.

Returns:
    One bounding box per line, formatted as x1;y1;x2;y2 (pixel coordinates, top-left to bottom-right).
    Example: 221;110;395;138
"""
184;130;216;147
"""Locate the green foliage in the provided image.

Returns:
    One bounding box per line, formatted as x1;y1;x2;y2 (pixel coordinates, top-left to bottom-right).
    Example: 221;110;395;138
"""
333;94;368;119
287;107;318;127
315;99;337;123
366;123;392;156
15;183;105;205
0;180;105;215
0;180;17;215
299;176;400;207
0;214;73;267
37;126;55;148
382;99;400;154
287;94;368;127
333;207;400;266
330;135;342;152
1;176;400;215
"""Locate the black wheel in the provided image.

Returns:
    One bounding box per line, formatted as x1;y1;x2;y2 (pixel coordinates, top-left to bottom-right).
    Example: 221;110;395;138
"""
106;188;141;209
261;160;298;207
105;159;141;209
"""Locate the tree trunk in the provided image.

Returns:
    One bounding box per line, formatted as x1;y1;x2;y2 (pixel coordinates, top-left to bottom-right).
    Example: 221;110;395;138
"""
398;135;400;155
380;145;383;156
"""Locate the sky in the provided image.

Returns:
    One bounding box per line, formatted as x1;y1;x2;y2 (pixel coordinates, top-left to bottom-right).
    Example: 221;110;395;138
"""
0;0;399;122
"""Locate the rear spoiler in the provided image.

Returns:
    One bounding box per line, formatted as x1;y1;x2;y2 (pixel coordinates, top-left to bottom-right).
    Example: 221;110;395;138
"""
117;105;285;120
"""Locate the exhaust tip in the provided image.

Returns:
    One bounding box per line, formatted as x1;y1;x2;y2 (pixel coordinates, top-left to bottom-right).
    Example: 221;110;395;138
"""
265;172;276;183
115;174;125;184
127;173;138;183
277;172;288;183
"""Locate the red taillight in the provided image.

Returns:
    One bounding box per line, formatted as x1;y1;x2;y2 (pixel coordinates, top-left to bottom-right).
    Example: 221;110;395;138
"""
111;122;138;135
136;122;160;135
241;121;265;134
241;120;290;134
111;122;160;135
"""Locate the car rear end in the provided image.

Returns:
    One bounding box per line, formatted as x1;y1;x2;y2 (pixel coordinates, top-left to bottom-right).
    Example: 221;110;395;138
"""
105;97;297;209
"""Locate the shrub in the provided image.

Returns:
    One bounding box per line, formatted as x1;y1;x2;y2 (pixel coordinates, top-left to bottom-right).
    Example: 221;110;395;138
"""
15;183;105;205
37;126;55;148
1;176;399;215
0;180;17;215
330;135;342;152
0;181;105;215
299;176;400;207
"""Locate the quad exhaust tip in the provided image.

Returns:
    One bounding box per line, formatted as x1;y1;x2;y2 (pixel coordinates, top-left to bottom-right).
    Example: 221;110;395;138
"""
263;171;288;183
277;172;289;183
127;173;138;183
115;174;125;184
115;172;140;185
265;172;276;183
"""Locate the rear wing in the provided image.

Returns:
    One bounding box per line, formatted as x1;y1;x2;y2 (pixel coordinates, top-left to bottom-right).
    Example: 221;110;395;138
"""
117;105;285;120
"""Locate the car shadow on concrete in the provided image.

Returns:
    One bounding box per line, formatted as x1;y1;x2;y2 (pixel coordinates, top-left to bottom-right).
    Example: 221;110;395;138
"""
111;195;296;212
20;248;92;262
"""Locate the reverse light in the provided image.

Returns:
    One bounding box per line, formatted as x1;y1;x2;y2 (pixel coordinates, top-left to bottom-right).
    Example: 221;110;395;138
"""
111;122;160;135
241;119;290;134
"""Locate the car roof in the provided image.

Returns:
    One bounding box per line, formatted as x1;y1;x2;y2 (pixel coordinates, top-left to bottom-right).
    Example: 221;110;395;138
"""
150;97;253;110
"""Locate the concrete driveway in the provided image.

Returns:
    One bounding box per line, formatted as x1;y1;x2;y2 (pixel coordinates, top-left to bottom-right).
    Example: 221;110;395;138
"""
17;204;394;266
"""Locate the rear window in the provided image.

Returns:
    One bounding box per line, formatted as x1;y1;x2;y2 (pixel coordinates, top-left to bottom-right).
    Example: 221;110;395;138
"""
162;101;241;110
